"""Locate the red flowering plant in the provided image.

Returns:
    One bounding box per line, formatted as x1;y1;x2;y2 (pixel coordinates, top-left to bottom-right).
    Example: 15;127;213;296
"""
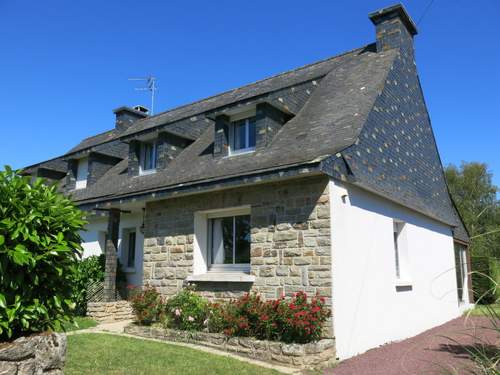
128;287;164;325
211;292;330;343
278;291;330;343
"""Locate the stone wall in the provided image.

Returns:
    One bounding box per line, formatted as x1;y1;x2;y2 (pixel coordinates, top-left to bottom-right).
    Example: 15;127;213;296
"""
143;176;333;336
0;333;66;375
87;301;134;323
124;324;335;370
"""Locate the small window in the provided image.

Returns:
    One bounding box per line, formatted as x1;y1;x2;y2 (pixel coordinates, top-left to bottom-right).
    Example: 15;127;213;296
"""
127;231;136;268
75;157;88;189
230;117;256;154
139;141;157;174
393;221;410;282
454;244;467;303
209;214;251;271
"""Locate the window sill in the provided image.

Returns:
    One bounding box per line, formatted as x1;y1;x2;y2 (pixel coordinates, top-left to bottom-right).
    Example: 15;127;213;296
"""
186;273;255;283
395;279;413;287
227;148;255;157
139;169;156;176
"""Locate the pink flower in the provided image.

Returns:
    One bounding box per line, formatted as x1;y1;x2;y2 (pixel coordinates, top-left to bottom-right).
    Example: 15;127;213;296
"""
175;308;181;317
188;316;195;322
203;319;209;326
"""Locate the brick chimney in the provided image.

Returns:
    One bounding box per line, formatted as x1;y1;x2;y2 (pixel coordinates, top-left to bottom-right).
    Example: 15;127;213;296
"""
113;105;149;132
369;4;418;54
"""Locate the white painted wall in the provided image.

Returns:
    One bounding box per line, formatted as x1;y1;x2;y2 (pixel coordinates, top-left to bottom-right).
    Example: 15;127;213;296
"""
329;179;472;359
80;214;144;287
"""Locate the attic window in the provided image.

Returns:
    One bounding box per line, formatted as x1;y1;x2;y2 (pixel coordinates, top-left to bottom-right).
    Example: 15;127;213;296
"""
229;115;256;155
139;141;157;175
75;157;88;190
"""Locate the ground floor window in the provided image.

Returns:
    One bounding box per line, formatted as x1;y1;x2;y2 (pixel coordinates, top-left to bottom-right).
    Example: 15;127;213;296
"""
209;213;250;272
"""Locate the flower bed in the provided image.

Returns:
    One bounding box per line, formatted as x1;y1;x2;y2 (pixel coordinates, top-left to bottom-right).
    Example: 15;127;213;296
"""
127;287;335;369
124;323;335;369
130;287;330;344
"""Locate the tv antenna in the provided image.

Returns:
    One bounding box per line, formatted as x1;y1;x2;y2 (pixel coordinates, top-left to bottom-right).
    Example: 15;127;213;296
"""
128;76;158;115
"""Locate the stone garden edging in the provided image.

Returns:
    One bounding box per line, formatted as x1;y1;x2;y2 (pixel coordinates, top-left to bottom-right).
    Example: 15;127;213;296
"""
124;323;335;370
0;332;66;375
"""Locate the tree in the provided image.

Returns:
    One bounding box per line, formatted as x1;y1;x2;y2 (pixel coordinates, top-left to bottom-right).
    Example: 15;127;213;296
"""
445;162;500;258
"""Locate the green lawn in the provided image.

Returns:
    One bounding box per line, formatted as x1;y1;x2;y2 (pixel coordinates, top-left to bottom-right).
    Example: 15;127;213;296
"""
466;304;500;316
56;317;98;332
65;333;281;375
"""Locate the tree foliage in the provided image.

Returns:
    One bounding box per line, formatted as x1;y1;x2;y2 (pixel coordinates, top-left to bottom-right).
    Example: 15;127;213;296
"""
0;166;86;340
445;162;500;258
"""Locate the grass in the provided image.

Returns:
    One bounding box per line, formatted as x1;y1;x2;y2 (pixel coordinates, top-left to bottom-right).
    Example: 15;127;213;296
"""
55;317;98;332
65;333;282;375
466;304;500;316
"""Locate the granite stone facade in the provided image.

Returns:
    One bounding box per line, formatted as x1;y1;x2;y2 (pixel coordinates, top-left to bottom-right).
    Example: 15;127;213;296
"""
142;176;333;336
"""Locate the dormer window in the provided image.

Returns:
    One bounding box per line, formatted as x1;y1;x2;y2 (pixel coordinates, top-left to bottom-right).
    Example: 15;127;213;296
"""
139;141;157;175
75;157;88;189
229;116;256;155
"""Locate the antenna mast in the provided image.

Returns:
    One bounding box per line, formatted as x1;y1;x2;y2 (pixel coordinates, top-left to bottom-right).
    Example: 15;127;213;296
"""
128;76;158;115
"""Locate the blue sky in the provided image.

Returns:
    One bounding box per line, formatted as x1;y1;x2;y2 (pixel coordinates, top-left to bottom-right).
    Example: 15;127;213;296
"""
1;0;499;186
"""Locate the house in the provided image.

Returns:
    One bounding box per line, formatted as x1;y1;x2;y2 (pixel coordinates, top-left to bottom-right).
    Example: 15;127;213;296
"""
23;4;473;359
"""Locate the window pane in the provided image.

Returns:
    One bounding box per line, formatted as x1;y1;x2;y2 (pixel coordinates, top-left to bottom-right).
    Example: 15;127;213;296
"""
234;215;251;264
142;143;156;170
234;120;246;150
248;118;256;148
127;232;136;268
211;217;233;264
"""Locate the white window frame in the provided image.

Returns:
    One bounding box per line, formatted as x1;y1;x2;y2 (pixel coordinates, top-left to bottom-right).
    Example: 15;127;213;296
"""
139;141;157;175
75;157;88;190
193;206;251;274
393;220;411;286
229;113;256;156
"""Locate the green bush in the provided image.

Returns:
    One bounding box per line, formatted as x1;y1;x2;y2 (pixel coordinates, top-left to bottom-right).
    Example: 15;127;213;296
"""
72;255;105;315
471;256;496;304
0;167;86;340
164;286;207;331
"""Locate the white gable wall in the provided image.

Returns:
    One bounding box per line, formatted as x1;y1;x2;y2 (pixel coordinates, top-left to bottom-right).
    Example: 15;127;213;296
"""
329;179;471;359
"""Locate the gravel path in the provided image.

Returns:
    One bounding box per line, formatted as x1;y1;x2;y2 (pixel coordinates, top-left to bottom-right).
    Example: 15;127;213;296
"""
328;316;498;375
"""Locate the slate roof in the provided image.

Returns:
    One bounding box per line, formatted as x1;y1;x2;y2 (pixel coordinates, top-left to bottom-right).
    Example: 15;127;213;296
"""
67;129;117;154
70;45;398;203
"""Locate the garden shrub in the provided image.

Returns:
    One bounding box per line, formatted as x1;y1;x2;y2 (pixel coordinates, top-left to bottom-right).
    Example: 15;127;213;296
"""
71;254;128;315
0;167;86;340
164;285;207;331
129;287;164;325
471;256;496;304
72;255;105;315
209;292;330;343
